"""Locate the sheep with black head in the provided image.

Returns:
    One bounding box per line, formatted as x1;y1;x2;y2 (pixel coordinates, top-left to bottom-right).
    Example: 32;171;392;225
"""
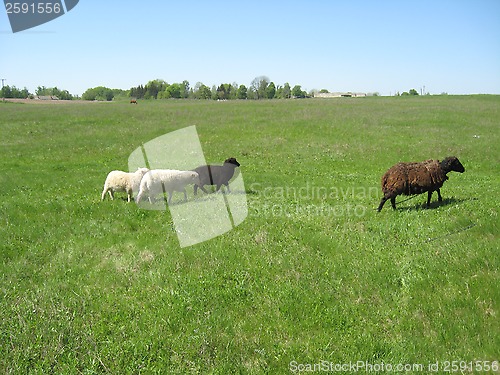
193;157;241;195
377;156;465;211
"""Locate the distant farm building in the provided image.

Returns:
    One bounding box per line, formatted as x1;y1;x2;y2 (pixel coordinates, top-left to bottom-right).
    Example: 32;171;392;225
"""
315;92;367;98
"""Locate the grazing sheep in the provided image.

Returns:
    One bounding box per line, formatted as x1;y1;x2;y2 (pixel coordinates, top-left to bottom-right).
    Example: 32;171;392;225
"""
193;157;241;195
101;167;149;202
136;170;201;204
377;156;465;211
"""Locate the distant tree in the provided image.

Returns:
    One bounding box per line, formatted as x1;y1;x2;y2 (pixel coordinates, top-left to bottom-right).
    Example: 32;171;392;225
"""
291;85;306;98
193;82;211;99
1;85;30;98
129;84;145;99
1;85;12;97
144;79;168;99
216;83;234;100
275;85;283;99
266;82;276;99
272;82;301;99
181;80;190;98
319;89;329;93
35;86;73;99
112;88;129;100
211;85;218;100
409;88;419;96
165;83;182;99
251;76;269;99
82;86;114;101
236;84;247;99
246;86;257;100
284;83;292;98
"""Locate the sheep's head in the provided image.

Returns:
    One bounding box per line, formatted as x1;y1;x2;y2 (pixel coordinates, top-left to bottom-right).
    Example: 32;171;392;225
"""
137;167;150;175
441;156;465;173
191;172;201;186
224;157;240;167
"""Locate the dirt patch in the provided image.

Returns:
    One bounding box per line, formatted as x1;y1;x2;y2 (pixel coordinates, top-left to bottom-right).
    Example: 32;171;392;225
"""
1;98;112;105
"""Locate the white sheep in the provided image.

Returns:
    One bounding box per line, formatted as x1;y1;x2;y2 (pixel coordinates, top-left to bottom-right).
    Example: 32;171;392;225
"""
101;167;149;202
136;169;201;204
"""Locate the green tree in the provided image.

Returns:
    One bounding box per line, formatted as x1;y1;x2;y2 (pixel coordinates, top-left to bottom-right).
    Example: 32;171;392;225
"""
82;86;114;101
193;82;211;99
251;76;269;99
246;87;257;100
1;85;30;98
266;82;276;99
211;85;218;100
216;83;233;100
181;80;190;98
292;85;305;98
237;84;247;99
166;83;182;99
129;84;145;99
144;79;168;99
282;83;291;99
35;86;73;99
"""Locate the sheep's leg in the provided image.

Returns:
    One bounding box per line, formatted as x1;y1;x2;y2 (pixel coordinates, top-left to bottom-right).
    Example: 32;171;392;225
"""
390;197;396;210
426;191;433;207
182;189;187;202
167;191;173;204
101;188;108;201
194;184;198;196
135;193;141;203
377;196;388;212
197;184;209;194
436;188;443;202
225;183;231;193
108;191;114;200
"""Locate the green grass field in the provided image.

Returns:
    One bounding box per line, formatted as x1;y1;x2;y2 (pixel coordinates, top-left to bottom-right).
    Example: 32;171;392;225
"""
1;96;499;374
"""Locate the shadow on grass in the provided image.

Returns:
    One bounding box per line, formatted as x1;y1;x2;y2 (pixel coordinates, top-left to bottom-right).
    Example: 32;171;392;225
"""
396;196;476;211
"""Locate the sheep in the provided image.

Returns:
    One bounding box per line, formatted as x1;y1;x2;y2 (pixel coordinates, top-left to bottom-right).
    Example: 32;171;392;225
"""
101;167;149;202
377;156;465;211
193;157;241;195
135;169;201;204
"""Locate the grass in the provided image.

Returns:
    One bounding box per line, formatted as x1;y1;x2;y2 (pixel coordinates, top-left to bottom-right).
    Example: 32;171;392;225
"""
0;96;499;373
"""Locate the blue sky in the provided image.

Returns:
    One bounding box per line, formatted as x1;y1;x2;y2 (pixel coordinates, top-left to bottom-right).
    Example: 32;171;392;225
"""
1;0;499;96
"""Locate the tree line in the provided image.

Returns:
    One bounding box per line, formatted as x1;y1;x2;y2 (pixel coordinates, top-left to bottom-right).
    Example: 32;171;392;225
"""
1;76;420;101
0;76;310;101
127;76;309;101
0;85;73;100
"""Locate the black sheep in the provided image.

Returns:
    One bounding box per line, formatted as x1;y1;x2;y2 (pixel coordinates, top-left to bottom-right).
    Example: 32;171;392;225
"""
193;157;241;195
377;156;465;211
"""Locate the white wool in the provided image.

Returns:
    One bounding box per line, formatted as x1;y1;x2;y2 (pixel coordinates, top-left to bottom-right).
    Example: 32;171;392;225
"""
136;169;200;204
101;168;149;202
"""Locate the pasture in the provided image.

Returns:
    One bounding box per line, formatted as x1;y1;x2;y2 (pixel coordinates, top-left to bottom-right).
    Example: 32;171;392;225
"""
1;96;499;373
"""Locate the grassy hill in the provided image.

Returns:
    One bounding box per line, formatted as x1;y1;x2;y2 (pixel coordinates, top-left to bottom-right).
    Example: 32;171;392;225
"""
1;96;498;373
